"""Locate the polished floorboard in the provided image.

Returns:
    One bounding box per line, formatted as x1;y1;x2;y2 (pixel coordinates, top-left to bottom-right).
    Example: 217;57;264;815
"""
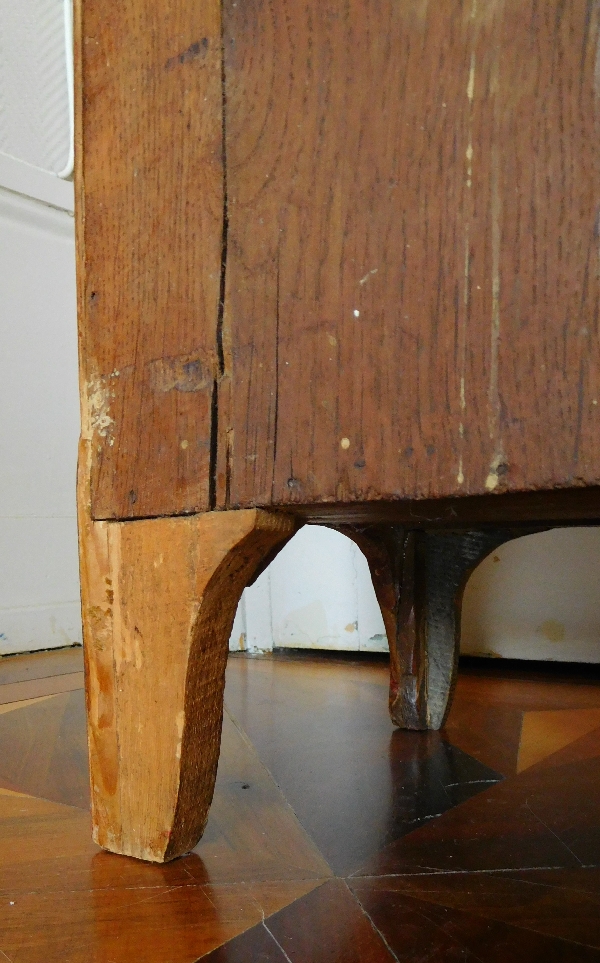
1;648;600;960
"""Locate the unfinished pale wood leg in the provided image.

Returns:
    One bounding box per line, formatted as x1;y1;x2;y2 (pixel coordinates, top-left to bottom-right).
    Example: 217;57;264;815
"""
341;526;522;730
79;494;294;862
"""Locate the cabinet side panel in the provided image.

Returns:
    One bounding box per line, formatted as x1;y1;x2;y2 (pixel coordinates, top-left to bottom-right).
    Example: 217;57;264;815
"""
219;0;600;509
76;0;223;519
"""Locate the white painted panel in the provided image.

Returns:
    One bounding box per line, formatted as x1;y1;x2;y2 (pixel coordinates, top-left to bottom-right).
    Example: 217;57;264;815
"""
244;568;274;651
0;190;78;517
270;526;361;650
229;530;385;653
0;517;81;655
0;602;80;656
0;517;79;609
228;571;275;654
461;527;600;662
355;541;388;652
0;188;80;653
229;594;247;653
0;0;72;175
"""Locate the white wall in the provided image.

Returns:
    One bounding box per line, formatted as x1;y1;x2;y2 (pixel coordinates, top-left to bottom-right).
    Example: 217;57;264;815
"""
3;0;600;663
0;0;72;176
230;527;388;654
232;526;600;663
0;186;80;655
462;528;600;662
0;0;78;655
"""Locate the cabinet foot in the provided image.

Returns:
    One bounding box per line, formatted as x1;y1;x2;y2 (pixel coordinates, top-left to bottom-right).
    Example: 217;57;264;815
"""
79;496;293;862
342;526;521;730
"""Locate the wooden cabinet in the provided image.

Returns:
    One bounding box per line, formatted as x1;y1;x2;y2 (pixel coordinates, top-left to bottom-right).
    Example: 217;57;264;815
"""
76;0;600;861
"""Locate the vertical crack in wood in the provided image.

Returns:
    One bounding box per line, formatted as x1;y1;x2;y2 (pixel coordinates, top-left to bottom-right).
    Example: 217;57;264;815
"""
217;0;228;380
208;379;219;509
210;0;229;509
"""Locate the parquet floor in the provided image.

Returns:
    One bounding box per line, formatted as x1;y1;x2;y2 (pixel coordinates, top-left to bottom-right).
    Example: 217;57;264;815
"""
1;650;600;961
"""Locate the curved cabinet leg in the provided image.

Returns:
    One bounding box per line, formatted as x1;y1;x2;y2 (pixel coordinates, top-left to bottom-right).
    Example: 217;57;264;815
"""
79;499;294;862
340;526;526;731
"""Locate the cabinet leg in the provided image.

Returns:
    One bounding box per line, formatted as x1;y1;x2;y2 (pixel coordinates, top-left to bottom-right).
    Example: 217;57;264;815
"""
79;498;294;862
341;526;520;730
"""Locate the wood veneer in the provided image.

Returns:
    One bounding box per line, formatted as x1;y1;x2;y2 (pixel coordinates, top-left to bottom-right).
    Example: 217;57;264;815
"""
2;651;600;960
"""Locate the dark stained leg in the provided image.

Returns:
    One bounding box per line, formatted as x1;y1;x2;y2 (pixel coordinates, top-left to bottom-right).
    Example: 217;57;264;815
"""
339;526;529;730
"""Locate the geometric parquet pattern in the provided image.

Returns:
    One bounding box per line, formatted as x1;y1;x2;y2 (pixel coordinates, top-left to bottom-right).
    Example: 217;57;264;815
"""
2;649;600;960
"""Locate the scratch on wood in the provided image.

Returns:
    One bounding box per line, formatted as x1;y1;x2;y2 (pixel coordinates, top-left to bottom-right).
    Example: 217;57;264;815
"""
211;0;229;509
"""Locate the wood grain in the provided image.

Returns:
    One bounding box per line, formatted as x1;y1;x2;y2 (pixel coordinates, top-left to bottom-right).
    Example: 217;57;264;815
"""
351;869;600;951
189;879;397;963
0;787;323;963
218;0;600;510
0;691;90;810
360;731;600;879
4;650;600;958
263;879;396;963
78;0;600;520
0;648;83;687
225;653;502;877
78;444;294;861
349;880;600;963
75;0;224;519
0;673;84;707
